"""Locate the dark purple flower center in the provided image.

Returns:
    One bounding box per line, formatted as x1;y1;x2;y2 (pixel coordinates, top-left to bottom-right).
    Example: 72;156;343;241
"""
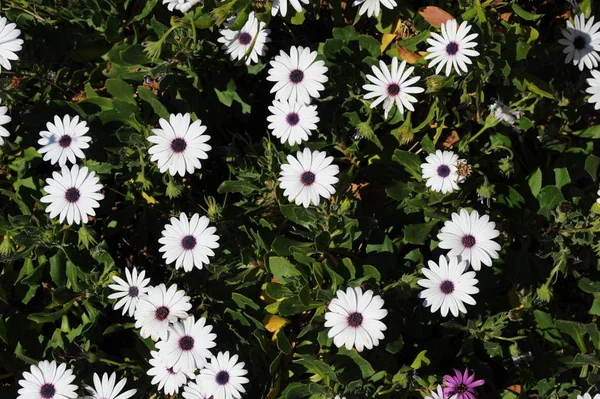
155;306;170;321
387;83;400;96
437;164;451;178
40;383;56;398
216;370;230;385
179;335;195;351
167;367;177;375
446;42;459;55
574;35;587;50
286;112;300;126
238;32;253;45
440;280;455;294
462;234;476;248
58;135;72;148
171;138;187;153
300;171;315;186
456;383;468;393
181;235;197;250
347;311;363;327
289;69;304;84
65;187;80;203
128;286;139;297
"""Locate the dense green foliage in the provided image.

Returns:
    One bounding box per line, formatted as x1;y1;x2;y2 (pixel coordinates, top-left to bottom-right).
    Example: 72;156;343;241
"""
1;0;600;398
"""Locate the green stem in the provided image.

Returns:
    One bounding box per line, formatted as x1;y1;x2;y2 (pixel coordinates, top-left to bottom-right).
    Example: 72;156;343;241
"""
465;125;490;146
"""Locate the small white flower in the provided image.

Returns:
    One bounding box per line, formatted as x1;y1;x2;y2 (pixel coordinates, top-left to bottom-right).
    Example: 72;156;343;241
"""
218;12;271;65
0;16;24;73
84;372;137;399
271;0;309;17
17;360;78;399
352;0;396;18
437;208;501;271
134;283;192;341
425;385;446;399
147;113;211;177
197;351;249;399
417;255;479;317
147;350;193;395
40;164;104;226
597;188;600;204
37;115;91;166
155;315;217;373
278;147;339;208
267;99;319;146
425;19;480;76
159;213;220;272
324;286;388;352
363;57;424;119
0;98;11;145
183;377;210;399
267;46;328;105
586;69;600;110
578;394;600;399
490;99;521;125
108;267;151;317
559;14;600;71
163;0;203;13
421;150;461;194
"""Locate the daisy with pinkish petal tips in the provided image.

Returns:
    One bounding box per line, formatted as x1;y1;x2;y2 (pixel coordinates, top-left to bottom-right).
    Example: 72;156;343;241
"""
443;368;485;399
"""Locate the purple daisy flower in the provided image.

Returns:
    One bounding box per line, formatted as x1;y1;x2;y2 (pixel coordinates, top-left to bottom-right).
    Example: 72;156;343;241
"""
443;368;485;399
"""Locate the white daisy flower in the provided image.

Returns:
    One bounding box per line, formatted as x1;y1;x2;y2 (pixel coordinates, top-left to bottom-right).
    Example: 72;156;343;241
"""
267;99;319;146
183;377;210;399
578;394;600;399
559;14;600;71
278;147;339;208
147;113;211;177
158;213;220;272
197;351;249;399
83;372;137;399
40;164;104;226
417;255;479;317
352;0;397;18
437;208;501;271
271;0;309;17
420;150;461;194
134;283;192;341
37;115;91;166
218;12;271;65
586;69;600;110
267;46;328;105
424;19;480;76
147;350;193;395
155;315;217;373
163;0;203;13
362;57;424;119
0;98;11;145
597;188;600;204
324;286;388;352
108;267;151;317
0;16;23;73
17;360;78;399
425;385;446;399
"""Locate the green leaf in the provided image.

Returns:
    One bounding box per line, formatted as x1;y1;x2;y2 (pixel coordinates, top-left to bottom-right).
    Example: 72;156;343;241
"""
105;79;136;105
295;358;339;382
410;349;431;369
511;4;543;20
573;125;600;139
528;168;542;197
279;204;319;229
392;150;423;180
537;186;563;209
269;256;302;283
332;25;358;42
217;180;259;195
49;251;66;288
403;221;438;245
584;154;600;182
556;320;588;352
339;347;375;378
137;86;169;119
358;35;380;57
231;293;260;311
554;167;571;189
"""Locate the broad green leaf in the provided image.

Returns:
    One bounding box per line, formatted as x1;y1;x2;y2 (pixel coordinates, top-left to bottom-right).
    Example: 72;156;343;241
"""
105;79;136;105
279;204;319;229
217;180;259;195
528;168;542;197
584;154;600;181
511;4;543;20
392;150;423;180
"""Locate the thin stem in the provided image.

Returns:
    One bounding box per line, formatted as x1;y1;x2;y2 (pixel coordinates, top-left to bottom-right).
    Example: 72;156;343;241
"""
465;125;490;146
